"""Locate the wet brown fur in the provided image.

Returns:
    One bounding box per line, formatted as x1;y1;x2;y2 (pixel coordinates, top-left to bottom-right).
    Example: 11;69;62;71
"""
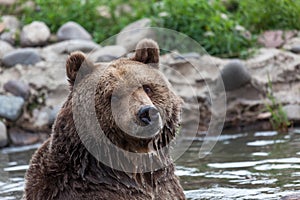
23;39;186;200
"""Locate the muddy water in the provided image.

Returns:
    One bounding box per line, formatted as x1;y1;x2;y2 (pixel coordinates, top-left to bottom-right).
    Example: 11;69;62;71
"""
0;130;300;200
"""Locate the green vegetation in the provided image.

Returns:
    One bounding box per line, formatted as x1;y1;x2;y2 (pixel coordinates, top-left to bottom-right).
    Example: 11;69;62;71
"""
264;74;291;132
1;0;300;58
235;0;300;32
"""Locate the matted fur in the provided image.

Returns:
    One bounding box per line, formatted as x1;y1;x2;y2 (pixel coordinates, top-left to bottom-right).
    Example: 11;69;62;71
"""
23;39;186;200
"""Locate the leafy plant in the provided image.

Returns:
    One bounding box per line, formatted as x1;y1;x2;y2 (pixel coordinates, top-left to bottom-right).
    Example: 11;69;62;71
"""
1;0;300;58
264;74;291;132
234;0;300;33
149;0;255;58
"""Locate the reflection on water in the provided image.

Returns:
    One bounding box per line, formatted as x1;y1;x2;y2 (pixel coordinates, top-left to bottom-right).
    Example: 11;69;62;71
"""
0;144;40;200
176;130;300;200
0;130;300;199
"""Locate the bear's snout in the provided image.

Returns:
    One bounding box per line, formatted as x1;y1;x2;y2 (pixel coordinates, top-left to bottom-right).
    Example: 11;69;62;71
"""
133;105;163;138
138;105;159;125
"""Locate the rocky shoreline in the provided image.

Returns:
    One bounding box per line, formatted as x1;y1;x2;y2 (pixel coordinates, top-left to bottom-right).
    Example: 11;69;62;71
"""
0;16;299;148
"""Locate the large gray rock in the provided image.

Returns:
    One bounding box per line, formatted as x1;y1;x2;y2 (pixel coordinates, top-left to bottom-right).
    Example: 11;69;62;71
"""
2;48;42;67
1;15;20;31
283;36;300;51
57;21;92;41
4;80;30;100
9;128;40;146
290;45;300;54
0;57;69;94
0;95;24;121
90;45;127;62
116;18;154;51
0;40;14;58
20;21;50;47
0;32;16;45
221;60;251;91
283;104;300;121
43;39;100;54
258;30;296;48
0;121;8;147
246;48;300;84
0;15;20;45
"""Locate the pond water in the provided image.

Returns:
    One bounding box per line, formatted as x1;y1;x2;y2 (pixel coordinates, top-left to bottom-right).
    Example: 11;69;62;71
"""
0;130;300;200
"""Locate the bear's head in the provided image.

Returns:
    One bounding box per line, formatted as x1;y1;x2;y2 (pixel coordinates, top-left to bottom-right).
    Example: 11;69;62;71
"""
66;39;183;155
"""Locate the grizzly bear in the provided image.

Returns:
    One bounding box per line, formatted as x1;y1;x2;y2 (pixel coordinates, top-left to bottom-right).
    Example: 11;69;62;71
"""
23;39;186;200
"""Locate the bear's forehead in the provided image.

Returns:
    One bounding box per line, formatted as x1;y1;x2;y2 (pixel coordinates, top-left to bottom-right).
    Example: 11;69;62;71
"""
92;58;170;89
97;59;156;78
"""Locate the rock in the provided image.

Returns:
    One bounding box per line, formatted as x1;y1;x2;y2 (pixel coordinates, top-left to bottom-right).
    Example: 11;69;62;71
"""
257;112;272;120
57;21;92;41
96;6;111;18
45;87;68;107
17;105;61;132
246;48;299;84
0;56;69;94
32;108;51;129
0;32;16;45
283;104;300;121
43;39;100;54
2;48;42;67
0;121;8;147
20;21;50;47
95;55;117;62
221;60;251;91
0;15;20;45
290;45;300;54
3;80;30;99
28;106;60;129
258;30;297;48
281;194;300;200
1;15;20;31
116;18;154;51
49;106;60;124
0;0;16;5
0;40;14;58
90;45;127;62
234;24;252;40
49;34;58;43
114;4;132;17
9;128;40;146
15;1;35;13
173;52;201;60
226;83;264;101
283;36;300;50
0;95;24;121
0;22;5;33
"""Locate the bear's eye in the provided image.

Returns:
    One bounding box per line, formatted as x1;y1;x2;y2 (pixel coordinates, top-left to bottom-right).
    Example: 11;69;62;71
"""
143;85;152;95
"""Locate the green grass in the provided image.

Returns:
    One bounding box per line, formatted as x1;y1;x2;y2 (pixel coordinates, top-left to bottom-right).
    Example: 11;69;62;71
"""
235;0;300;33
264;74;291;132
1;0;300;58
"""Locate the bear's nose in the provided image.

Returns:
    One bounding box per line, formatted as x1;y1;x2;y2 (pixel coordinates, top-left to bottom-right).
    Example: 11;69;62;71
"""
138;106;159;125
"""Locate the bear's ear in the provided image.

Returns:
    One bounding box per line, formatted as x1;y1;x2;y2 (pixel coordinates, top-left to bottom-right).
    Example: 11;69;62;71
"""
66;51;95;85
132;39;160;68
